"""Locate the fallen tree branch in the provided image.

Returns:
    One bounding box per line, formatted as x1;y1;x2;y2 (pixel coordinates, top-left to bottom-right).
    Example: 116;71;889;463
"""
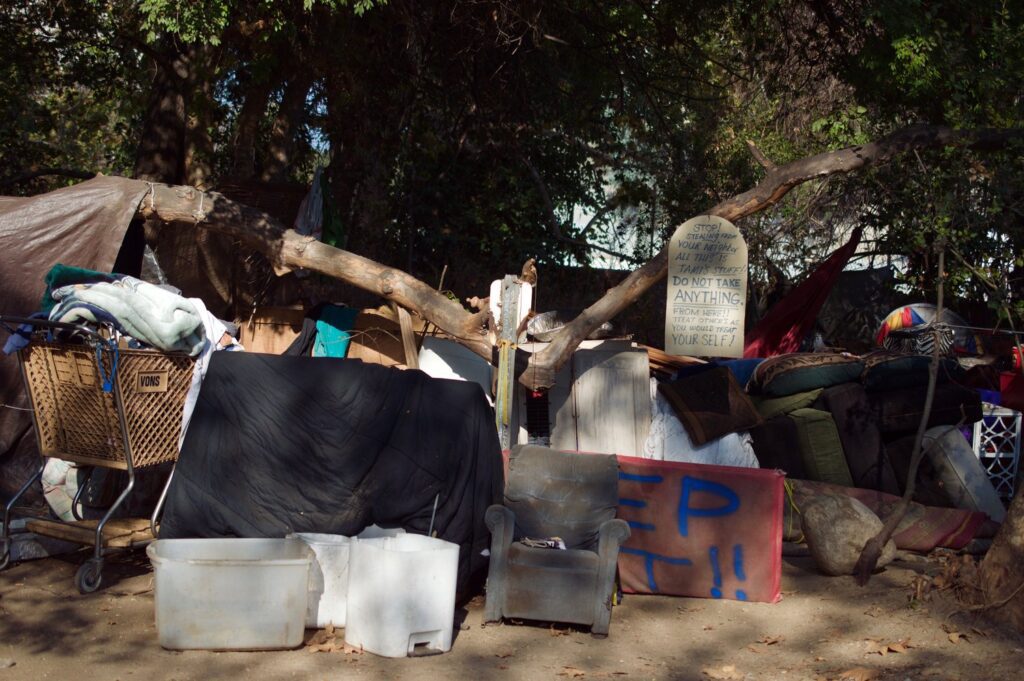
131;124;1021;388
137;183;493;360
521;124;1024;390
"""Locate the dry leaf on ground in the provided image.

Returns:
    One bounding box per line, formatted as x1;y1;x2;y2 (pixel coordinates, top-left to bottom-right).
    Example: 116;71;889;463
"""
836;667;880;681
758;634;784;645
557;666;586;678
702;664;743;680
863;637;914;656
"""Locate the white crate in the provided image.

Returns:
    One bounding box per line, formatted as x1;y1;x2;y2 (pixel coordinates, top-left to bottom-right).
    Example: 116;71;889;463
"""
972;404;1023;500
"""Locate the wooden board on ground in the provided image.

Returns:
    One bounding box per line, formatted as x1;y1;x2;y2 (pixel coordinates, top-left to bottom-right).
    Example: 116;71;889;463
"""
25;518;155;549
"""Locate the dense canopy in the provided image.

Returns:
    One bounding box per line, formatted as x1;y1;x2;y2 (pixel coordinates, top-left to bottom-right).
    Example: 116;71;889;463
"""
2;0;1022;323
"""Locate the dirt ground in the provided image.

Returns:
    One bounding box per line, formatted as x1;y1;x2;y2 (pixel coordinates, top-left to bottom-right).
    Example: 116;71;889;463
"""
0;549;1021;681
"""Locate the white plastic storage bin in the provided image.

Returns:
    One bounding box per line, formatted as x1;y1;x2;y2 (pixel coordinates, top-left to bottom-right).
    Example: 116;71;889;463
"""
345;534;459;657
147;538;313;650
290;525;405;628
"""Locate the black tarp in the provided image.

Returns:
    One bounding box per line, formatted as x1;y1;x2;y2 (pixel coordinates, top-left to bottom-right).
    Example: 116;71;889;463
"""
160;351;503;596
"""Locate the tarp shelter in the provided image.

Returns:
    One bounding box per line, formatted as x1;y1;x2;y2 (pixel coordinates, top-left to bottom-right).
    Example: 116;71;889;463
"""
0;177;150;503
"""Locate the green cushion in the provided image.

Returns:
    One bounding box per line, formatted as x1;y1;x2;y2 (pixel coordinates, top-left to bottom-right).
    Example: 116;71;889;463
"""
860;351;964;393
789;408;854;486
749;353;865;397
751;388;824;420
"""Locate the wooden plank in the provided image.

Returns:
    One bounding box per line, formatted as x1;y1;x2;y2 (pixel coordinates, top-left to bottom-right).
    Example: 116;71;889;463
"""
570;341;650;457
347;312;406;367
391;302;420;370
26;518;154;549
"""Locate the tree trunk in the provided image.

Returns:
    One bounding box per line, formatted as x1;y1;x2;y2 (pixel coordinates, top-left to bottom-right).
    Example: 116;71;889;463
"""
231;76;278;179
185;45;220;189
134;48;191;184
262;73;316;182
977;491;1024;631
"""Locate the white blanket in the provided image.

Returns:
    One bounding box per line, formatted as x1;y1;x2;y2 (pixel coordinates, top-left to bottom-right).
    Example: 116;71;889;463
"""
50;276;205;355
643;378;758;468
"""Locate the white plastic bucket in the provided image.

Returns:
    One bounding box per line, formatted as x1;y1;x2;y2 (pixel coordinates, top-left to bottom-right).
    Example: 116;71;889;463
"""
147;538;313;650
345;534;459;657
290;525;405;628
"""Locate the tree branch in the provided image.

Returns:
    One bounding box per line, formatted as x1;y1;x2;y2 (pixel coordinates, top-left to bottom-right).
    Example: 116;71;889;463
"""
746;139;777;171
130;124;1022;390
519;124;1024;390
137;183;493;360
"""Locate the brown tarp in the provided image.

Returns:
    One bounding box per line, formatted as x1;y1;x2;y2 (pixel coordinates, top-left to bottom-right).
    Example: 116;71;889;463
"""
0;176;150;503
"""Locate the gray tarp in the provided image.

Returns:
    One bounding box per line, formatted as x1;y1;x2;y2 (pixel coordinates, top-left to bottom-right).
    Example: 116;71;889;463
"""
0;176;150;503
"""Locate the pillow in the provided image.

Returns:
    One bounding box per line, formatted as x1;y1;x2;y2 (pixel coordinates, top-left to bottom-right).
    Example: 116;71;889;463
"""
861;350;964;393
789;408;854;487
748;353;865;397
657;366;763;446
751;388;824;420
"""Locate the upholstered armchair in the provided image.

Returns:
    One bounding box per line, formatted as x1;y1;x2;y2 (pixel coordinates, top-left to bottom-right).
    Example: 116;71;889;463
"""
484;445;630;636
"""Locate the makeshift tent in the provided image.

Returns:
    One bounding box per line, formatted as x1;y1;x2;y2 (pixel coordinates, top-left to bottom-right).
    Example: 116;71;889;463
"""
0;177;150;503
743;228;862;359
159;351;503;597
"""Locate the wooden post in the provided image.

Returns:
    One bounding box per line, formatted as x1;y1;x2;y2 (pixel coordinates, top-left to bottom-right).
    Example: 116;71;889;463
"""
495;275;523;450
390;302;419;369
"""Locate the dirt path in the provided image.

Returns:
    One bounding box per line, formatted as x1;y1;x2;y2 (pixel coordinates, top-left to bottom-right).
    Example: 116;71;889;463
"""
0;551;1020;681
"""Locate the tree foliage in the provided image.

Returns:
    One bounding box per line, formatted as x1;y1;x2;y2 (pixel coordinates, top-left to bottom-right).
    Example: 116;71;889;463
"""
1;0;1021;326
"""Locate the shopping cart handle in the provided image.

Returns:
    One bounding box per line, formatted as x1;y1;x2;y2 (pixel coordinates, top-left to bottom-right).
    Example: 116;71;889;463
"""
0;315;107;342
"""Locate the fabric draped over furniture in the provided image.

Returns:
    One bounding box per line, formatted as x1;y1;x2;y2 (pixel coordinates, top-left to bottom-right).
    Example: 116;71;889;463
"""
812;383;900;494
747;353;865;397
657;366;762;446
160;351;503;598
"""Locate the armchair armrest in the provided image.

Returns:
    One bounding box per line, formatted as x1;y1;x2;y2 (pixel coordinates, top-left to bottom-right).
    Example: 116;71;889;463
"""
592;518;630;636
597;518;630;563
484;504;516;624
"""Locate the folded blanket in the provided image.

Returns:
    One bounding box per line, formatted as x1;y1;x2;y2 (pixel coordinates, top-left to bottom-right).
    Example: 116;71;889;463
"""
50;276;205;355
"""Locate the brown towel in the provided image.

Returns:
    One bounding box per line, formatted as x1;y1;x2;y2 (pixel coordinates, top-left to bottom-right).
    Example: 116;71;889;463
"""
658;366;763;446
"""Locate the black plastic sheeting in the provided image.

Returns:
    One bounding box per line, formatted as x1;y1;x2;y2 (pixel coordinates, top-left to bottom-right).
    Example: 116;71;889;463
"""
160;351;503;597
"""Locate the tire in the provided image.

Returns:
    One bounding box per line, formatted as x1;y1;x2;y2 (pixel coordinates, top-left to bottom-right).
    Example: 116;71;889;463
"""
75;559;103;594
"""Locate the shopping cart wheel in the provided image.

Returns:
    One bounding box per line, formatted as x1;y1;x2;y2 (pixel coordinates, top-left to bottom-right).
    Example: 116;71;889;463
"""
75;559;103;594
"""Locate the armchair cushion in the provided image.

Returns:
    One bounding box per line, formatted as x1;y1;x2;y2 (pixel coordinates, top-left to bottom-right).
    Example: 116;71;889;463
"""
504;445;617;550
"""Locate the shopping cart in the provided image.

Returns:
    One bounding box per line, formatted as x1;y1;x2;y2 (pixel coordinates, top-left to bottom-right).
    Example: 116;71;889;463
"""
0;316;195;592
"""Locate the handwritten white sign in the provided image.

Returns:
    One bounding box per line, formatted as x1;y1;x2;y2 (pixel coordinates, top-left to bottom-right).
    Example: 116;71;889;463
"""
665;216;747;357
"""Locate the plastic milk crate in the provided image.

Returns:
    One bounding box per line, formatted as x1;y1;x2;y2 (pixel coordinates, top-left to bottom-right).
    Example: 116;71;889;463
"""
971;404;1023;500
